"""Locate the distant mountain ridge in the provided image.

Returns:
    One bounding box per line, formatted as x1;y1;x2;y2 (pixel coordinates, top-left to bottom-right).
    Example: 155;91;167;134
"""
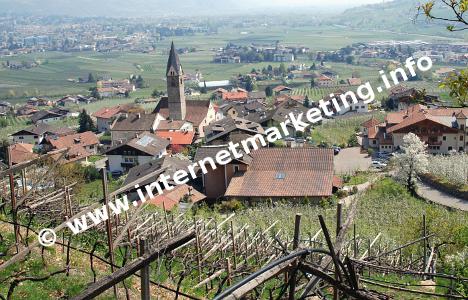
335;0;466;38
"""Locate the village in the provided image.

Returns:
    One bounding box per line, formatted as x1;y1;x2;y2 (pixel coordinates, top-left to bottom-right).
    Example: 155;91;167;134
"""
0;1;467;299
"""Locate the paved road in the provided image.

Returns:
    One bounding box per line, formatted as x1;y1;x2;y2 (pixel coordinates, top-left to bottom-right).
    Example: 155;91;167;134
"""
417;181;468;211
334;147;372;174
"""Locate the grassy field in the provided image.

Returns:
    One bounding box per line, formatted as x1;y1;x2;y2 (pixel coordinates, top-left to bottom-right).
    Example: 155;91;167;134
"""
309;112;385;147
0;24;461;102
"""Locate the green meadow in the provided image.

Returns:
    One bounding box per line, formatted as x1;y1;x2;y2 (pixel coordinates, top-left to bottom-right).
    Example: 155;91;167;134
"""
0;25;460;103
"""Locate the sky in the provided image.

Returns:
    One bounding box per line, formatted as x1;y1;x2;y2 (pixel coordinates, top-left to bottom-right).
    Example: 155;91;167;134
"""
0;0;390;17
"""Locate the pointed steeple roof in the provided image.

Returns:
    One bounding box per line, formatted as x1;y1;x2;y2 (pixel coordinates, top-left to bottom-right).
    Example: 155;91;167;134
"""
166;41;182;76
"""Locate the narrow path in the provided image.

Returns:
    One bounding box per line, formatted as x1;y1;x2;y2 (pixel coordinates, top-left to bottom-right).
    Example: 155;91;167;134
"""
416;181;468;212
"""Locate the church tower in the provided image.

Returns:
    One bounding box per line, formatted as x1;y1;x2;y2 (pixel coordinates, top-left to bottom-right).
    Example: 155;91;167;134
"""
166;41;186;120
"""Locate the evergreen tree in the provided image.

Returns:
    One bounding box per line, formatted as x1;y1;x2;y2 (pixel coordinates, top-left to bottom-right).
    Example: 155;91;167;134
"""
265;86;273;97
78;110;96;133
87;73;96;83
304;96;310;108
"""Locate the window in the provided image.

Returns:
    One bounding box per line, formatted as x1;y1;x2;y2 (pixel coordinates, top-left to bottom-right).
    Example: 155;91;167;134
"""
373;140;376;145
275;172;286;180
460;136;464;141
448;146;453;151
233;165;240;173
443;136;446;141
461;125;465;130
19;136;24;140
459;147;464;152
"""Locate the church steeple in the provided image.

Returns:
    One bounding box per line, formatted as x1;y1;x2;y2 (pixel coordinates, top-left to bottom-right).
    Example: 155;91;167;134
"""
167;41;182;76
166;42;186;120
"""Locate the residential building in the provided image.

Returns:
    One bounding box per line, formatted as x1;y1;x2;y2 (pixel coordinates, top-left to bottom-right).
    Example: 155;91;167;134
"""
194;145;252;200
110;113;162;145
272;85;292;96
93;104;135;133
225;148;336;200
105;132;170;173
315;75;335;87
44;131;99;155
155;131;195;153
7;143;39;165
10;124;75;145
204;116;265;145
362;105;468;154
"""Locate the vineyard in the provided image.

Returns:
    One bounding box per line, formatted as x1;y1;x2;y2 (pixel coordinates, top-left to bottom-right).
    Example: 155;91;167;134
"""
0;152;467;299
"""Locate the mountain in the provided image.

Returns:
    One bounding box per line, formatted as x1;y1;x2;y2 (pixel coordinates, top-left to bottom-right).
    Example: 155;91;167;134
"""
334;0;466;38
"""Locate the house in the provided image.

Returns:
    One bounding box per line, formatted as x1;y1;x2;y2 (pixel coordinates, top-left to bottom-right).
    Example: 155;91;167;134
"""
152;43;216;137
194;145;252;200
272;85;293;96
0;101;12;115
110;113;162;145
45;131;99;155
122;156;205;208
225;148;335;200
7;143;39;165
155;131;195;153
93;104;135;133
248;91;267;102
321;70;339;80
10;124;75;145
362;105;468;154
221;91;249;102
56;96;78;107
16;105;39;117
315;75;335;87
347;78;362;86
105;132;170;174
27;97;52;107
272;99;310;136
30;107;71;124
218;101;274;126
204;117;265;145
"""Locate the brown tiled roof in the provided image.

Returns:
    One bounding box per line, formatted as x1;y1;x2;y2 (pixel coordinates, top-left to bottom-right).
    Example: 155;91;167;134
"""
93;106;125;119
124;156;192;187
387;111;448;133
225;148;334;198
111;113;156;132
361;117;380;128
8;144;38;165
204;117;265;143
153;99;210;126
49;131;99;150
147;184;206;211
194;145;252;165
157;120;188;131
106;132;169;157
11;124;75;136
273;85;292;92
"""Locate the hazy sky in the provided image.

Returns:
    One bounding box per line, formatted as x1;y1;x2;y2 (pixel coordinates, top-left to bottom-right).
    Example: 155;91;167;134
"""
0;0;391;17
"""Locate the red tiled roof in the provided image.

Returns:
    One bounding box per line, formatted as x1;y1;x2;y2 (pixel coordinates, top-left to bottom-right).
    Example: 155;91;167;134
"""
93;107;122;119
225;148;334;198
222;91;248;101
49;131;99;150
361;117;380;128
8;144;38;165
146;184;206;210
273;85;292;92
155;131;195;145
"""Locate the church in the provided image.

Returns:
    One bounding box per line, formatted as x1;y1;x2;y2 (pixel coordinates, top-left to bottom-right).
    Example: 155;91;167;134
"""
111;42;216;145
153;42;216;137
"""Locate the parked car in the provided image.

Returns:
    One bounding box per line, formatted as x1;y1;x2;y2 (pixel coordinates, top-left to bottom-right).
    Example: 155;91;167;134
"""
333;146;341;155
371;161;387;169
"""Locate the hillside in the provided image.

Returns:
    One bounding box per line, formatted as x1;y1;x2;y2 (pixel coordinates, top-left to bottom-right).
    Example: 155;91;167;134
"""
334;0;467;38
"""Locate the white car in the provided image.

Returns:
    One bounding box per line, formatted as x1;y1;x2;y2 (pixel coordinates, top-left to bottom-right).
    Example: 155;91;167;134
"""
371;161;387;169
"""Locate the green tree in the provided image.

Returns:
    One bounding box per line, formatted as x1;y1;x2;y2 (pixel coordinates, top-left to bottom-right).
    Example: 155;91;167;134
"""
78;109;96;133
303;96;310;108
310;63;316;70
279;63;286;76
265;86;273;97
440;70;468;107
151;89;164;98
87;73;96;83
417;0;468;31
310;78;316;88
345;55;354;64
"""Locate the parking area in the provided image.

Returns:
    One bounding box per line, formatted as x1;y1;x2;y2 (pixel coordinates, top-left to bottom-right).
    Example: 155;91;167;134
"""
334;147;372;174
